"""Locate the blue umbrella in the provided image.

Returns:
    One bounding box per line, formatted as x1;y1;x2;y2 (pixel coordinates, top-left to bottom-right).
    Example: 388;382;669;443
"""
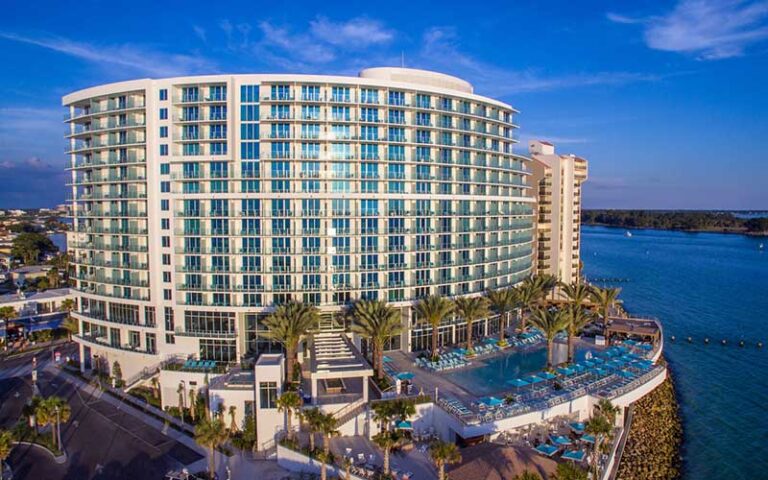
508;378;529;388
383;355;394;363
525;375;544;384
570;422;585;433
396;372;415;381
557;367;576;376
540;371;557;380
485;396;503;407
572;363;586;373
535;444;559;457
396;420;413;430
593;367;608;377
581;434;596;444
562;450;586;462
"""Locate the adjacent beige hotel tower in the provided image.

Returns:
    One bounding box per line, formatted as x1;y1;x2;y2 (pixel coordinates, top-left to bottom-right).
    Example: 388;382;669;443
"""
528;140;588;284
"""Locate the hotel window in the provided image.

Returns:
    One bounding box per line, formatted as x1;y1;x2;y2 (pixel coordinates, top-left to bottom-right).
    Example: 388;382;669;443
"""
159;89;168;101
161;218;170;230
161;199;169;211
159;126;168;138
331;86;350;102
259;382;278;409
159;108;168;120
241;85;259;103
160;181;170;193
160;163;170;174
160;144;168;156
241;104;259;121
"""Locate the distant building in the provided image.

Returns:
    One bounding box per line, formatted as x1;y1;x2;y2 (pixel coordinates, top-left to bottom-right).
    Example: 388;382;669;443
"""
529;140;588;284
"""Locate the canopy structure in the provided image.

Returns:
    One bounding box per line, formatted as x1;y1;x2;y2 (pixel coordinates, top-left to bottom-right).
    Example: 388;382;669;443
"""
581;434;595;444
508;378;529;388
480;396;504;407
534;444;559;457
549;435;572;446
569;422;585;434
396;372;415;381
562;450;586;462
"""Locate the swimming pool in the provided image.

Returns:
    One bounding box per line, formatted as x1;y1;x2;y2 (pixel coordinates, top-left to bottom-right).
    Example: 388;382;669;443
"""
443;343;596;396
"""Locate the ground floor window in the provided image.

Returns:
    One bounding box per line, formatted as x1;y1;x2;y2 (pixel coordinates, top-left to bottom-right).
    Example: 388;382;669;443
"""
199;339;236;362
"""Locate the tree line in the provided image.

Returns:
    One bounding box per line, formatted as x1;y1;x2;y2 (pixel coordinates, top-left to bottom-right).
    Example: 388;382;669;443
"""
582;210;768;234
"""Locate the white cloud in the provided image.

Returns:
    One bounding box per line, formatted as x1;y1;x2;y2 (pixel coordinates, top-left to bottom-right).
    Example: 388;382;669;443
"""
608;0;768;60
417;27;663;96
0;31;217;76
192;25;207;43
309;17;394;47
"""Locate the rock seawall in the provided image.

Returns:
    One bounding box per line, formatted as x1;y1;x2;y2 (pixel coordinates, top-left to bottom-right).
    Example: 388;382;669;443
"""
616;374;682;480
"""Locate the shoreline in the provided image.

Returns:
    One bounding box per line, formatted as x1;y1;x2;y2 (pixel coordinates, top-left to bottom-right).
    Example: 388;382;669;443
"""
583;223;768;238
615;365;683;480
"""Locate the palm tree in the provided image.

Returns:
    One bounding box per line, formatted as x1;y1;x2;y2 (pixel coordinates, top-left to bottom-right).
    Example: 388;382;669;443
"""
194;417;229;479
0;307;17;323
596;399;620;426
429;439;461;480
189;388;198;422
302;407;323;453
372;430;401;476
516;281;540;333
228;405;237;432
46;267;60;289
0;429;14;480
513;472;542;480
453;296;490;353
262;301;319;385
176;383;186;424
538;273;559;303
275;391;302;440
551;462;588;480
349;299;402;379
36;396;69;451
528;308;569;369
561;283;592;309
316;450;331;480
585;414;612;480
486;288;517;344
59;299;77;341
413;295;454;360
371;400;396;432
340;455;353;480
565;306;592;363
150;377;160;399
317;412;339;459
590;286;622;335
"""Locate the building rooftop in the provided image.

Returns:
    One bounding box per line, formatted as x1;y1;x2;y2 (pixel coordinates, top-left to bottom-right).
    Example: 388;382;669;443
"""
255;353;283;367
10;265;52;274
0;288;73;305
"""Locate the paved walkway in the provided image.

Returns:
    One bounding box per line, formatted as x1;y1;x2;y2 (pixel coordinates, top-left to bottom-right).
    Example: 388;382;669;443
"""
331;435;438;480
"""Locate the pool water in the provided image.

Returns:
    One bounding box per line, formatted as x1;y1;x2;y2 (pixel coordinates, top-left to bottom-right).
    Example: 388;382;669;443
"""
443;343;596;396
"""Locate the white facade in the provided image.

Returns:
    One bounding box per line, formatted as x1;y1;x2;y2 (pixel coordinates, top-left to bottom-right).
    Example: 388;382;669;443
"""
63;68;534;380
529;140;588;284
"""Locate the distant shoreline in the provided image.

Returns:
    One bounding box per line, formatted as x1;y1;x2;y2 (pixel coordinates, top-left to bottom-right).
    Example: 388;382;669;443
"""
583;222;768;237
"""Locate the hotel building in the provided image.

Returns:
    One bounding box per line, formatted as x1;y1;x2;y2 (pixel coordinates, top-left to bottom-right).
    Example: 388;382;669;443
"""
64;67;534;414
528;140;588;284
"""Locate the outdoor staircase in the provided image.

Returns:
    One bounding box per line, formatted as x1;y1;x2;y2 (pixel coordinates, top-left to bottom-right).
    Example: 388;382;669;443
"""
333;397;368;429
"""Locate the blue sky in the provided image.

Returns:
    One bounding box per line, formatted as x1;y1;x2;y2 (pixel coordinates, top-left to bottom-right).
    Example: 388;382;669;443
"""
1;0;767;209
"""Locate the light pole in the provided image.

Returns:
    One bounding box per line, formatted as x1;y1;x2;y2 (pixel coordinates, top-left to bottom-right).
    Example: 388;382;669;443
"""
55;405;62;451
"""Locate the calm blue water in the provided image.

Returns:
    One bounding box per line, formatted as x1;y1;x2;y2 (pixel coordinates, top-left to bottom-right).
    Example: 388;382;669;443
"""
582;226;768;480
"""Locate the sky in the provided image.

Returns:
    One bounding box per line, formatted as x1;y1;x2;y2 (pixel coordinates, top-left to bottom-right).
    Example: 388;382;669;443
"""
1;0;767;209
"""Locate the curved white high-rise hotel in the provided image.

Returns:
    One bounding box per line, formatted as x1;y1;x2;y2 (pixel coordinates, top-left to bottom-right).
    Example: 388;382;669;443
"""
64;68;534;386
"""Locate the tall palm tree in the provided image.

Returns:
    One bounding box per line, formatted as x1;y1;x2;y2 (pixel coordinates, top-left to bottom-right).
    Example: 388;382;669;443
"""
228;405;237;432
537;273;559;304
528;308;569;369
0;429;13;480
589;286;622;335
195;417;229;479
372;430;402;476
176;383;186;424
413;295;454;360
565;306;592;363
276;391;302;440
486;288;517;344
516;280;541;333
430;439;462;480
585;414;612;480
316;450;331;480
562;282;592;309
36;396;69;451
302;407;324;453
349;299;402;379
318;411;339;458
453;296;490;352
262;301;319;384
0;307;17;323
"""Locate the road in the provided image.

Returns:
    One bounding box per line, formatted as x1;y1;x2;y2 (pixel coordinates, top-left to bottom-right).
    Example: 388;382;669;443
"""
1;345;204;480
